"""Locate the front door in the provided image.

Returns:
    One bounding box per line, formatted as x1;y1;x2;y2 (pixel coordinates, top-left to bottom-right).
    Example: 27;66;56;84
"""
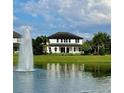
67;47;69;53
61;47;65;53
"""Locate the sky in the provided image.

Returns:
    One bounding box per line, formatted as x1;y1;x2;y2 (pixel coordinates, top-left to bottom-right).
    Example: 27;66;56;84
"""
13;0;111;40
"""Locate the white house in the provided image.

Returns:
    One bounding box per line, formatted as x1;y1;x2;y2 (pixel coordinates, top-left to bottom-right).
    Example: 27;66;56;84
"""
47;32;83;54
13;31;21;52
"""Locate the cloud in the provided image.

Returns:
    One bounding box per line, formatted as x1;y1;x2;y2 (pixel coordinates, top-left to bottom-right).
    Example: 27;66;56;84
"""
81;33;94;40
20;0;111;26
14;0;111;38
75;31;94;40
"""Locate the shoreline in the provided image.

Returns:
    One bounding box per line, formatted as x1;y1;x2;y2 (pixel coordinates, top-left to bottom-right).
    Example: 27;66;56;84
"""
13;55;111;65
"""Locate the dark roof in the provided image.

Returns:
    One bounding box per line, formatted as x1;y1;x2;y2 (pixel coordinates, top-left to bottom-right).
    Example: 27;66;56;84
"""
48;32;83;39
49;43;82;46
13;31;21;38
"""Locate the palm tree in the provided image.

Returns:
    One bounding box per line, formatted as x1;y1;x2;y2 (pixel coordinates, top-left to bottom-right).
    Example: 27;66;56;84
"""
41;35;49;54
93;32;109;54
104;33;111;54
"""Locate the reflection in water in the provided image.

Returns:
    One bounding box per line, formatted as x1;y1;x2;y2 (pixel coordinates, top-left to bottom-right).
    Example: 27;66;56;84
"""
14;72;34;93
46;63;111;93
14;63;111;93
64;64;67;76
46;63;111;77
71;64;76;79
47;63;86;75
64;64;67;73
56;64;60;77
51;64;55;72
47;63;50;70
82;64;85;71
46;63;111;78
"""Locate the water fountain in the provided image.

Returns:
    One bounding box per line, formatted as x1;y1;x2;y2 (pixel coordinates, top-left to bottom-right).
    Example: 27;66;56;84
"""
17;26;34;71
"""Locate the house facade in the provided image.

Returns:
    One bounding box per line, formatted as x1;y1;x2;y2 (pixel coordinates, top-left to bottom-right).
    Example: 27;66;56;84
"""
47;32;83;54
13;31;21;52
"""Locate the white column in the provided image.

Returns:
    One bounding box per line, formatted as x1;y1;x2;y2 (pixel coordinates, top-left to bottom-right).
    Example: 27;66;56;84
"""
56;47;58;53
47;46;49;53
59;47;60;53
65;46;67;53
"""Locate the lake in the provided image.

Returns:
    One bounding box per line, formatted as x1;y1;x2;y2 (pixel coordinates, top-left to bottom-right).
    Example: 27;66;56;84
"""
14;63;111;93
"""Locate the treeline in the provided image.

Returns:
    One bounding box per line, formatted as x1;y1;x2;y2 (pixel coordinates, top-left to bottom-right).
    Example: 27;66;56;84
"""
82;32;111;55
32;32;111;55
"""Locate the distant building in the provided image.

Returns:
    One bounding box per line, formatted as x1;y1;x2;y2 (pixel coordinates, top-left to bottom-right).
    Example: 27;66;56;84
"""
13;31;21;52
47;32;83;54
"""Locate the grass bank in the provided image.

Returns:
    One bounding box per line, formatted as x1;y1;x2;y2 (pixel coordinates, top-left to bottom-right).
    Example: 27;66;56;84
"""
13;55;111;65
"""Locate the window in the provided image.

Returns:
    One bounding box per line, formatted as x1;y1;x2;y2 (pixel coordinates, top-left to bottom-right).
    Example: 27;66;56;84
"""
57;39;59;43
79;48;81;51
78;39;79;43
49;47;51;52
75;39;79;43
69;39;71;43
55;47;57;51
61;39;63;43
74;47;76;52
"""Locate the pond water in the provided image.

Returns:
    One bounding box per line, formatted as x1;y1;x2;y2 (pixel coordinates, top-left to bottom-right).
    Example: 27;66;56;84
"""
14;63;111;93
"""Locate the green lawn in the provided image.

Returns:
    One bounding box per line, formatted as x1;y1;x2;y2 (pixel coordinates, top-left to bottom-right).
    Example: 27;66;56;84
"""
13;55;111;66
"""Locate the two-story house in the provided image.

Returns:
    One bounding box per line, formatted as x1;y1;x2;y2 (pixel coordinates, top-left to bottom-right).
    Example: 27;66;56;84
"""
13;31;21;52
47;32;83;54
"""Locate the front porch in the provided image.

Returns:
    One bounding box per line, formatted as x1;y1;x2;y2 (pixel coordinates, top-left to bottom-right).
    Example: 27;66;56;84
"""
47;46;81;54
59;46;76;53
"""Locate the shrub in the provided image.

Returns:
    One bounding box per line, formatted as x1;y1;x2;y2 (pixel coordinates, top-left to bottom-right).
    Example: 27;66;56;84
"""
99;47;105;55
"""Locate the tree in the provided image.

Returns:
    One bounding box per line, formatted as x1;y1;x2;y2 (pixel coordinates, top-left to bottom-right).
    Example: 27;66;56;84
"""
82;40;92;55
104;34;111;54
92;32;111;55
41;35;49;54
32;36;49;55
